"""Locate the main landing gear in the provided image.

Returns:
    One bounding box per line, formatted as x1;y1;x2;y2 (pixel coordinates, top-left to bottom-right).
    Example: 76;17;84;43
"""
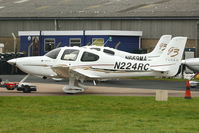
185;73;199;88
62;77;85;94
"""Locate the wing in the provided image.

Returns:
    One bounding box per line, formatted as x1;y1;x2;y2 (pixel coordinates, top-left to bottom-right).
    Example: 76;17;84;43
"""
51;64;70;78
51;64;100;79
72;68;100;78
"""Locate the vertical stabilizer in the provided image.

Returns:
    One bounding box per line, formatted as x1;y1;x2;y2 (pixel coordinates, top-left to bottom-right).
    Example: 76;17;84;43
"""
150;37;187;77
149;35;172;57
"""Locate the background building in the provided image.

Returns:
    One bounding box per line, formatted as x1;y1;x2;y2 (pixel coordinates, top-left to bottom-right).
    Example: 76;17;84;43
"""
18;30;142;56
0;0;198;55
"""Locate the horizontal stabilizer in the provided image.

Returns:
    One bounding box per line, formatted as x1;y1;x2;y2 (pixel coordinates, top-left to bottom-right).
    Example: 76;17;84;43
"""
150;67;169;72
150;64;173;72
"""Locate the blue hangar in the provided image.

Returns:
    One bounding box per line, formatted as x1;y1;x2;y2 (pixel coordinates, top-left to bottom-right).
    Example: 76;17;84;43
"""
18;30;143;56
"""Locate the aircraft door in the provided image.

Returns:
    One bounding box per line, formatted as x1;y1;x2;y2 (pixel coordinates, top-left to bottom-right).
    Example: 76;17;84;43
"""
58;49;80;66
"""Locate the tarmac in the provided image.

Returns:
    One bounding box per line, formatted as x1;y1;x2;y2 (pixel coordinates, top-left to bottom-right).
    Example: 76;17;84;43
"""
0;75;198;97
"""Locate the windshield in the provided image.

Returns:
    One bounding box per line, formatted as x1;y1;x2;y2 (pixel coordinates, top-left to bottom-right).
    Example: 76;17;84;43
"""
45;48;61;59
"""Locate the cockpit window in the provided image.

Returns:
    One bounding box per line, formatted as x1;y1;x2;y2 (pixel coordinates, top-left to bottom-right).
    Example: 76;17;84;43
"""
103;49;115;55
81;52;99;62
45;48;61;59
90;48;101;51
61;49;79;61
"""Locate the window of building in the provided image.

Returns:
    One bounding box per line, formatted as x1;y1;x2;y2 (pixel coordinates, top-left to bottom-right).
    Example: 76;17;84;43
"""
45;48;61;59
61;49;79;61
70;38;81;47
103;49;115;55
81;52;99;62
92;38;104;46
44;38;55;52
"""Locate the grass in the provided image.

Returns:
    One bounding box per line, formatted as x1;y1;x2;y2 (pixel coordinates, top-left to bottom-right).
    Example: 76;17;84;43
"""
0;96;199;133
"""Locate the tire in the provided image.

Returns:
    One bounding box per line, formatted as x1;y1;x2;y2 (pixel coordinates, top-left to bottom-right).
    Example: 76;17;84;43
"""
6;85;15;90
22;86;31;93
190;86;196;88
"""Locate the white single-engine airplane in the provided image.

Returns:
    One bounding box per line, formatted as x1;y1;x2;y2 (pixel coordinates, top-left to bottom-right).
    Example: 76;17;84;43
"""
53;35;171;82
8;37;187;93
182;58;199;87
85;35;172;61
182;58;199;73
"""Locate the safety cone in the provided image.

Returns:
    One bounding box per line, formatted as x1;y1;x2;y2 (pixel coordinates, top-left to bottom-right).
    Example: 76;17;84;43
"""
184;80;192;99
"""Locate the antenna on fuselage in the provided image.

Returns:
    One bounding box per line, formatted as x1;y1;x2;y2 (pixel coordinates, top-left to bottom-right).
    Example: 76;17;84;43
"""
86;42;91;46
104;37;112;47
90;39;99;46
115;42;121;49
56;42;62;48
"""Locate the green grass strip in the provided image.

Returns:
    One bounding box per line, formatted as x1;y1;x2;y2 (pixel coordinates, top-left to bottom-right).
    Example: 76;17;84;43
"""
0;96;198;133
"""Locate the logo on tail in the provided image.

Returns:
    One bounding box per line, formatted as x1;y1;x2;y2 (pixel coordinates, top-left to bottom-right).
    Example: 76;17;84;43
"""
159;43;167;52
167;47;180;57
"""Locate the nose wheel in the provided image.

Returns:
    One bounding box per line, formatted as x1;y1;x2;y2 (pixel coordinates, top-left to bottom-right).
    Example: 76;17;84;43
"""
17;74;37;93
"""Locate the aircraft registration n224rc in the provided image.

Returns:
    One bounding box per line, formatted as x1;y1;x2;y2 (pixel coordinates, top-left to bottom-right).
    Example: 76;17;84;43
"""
8;37;187;94
85;35;172;61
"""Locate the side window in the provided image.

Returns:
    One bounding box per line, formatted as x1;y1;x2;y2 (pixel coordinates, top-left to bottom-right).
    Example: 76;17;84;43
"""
70;38;81;47
61;49;79;61
103;49;115;55
44;38;55;52
90;48;101;51
81;52;99;62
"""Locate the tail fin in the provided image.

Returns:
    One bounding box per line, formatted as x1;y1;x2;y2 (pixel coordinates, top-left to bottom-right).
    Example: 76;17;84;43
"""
150;37;187;77
148;35;172;57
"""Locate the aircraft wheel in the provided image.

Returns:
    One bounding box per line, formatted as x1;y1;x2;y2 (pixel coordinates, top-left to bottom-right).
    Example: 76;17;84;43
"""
22;86;31;93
